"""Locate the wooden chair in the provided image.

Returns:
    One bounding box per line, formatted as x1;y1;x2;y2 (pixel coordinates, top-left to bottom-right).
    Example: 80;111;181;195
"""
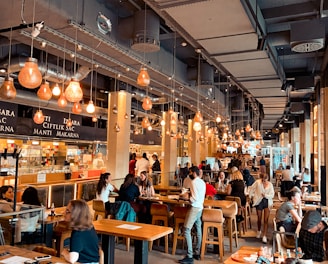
93;199;107;220
52;221;71;257
172;206;189;255
221;201;238;252
225;196;246;236
32;246;57;256
149;203;172;253
200;208;225;262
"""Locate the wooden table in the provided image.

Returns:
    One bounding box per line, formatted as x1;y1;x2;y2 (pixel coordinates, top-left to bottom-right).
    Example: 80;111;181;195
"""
139;195;235;209
93;219;173;264
153;185;182;193
0;245;67;263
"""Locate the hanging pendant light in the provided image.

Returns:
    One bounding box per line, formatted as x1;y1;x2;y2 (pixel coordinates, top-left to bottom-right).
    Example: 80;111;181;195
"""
58;93;67;108
0;27;16;99
86;100;95;114
147;125;152;131
92;115;98;122
160;119;165;126
114;123;120;132
65;79;83;102
18;0;42;88
245;123;252;132
66;118;73;127
137;67;150;86
112;104;118;114
235;129;241;137
0;77;16;99
72;102;82;114
18;59;42;89
33;109;45;124
168;106;174;115
124;113;129;119
193;110;203;123
170;116;176;126
216;115;221;123
193;121;201;132
141;116;150;128
142;96;152;111
52;83;61;96
37;80;52;100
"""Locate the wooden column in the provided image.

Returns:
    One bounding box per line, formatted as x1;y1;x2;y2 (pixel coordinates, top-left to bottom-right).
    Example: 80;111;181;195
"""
106;91;131;180
162;111;177;185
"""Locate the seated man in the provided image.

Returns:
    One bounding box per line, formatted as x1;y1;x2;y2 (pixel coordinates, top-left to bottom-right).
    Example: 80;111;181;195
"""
299;210;328;262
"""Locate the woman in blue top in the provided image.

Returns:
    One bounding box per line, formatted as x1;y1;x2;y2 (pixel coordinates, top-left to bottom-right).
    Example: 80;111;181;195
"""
61;199;99;264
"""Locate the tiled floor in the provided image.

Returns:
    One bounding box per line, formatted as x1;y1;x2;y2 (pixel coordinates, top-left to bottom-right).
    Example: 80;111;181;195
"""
112;209;275;263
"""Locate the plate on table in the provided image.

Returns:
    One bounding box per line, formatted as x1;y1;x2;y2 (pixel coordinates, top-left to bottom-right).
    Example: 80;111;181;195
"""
231;253;257;263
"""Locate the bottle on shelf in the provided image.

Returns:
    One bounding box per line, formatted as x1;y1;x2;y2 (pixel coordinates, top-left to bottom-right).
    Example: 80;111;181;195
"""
50;203;55;216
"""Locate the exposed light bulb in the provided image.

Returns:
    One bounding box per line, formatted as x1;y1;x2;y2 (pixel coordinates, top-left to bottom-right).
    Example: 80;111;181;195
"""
114;123;120;132
92;115;98;122
147;125;152;131
52;83;61;96
216;115;221;123
160;119;166;126
142;96;152;111
193;121;201;132
124;113;129;119
86;100;95;113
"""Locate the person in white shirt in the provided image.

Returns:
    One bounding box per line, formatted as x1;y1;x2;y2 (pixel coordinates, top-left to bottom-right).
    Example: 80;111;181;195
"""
179;166;206;264
135;153;150;176
96;172;117;203
93;152;105;169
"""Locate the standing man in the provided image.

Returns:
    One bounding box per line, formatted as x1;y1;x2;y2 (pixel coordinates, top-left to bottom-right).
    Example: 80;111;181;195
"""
151;154;161;185
135;153;150;177
179;166;206;264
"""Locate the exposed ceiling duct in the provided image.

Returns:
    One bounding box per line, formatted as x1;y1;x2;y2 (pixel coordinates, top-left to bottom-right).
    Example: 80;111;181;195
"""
187;61;214;88
293;76;315;93
231;91;245;113
290;19;325;53
131;10;160;53
289;102;304;115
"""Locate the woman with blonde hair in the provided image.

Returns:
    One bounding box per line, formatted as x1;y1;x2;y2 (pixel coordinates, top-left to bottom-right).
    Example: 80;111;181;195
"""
227;167;246;206
61;199;99;264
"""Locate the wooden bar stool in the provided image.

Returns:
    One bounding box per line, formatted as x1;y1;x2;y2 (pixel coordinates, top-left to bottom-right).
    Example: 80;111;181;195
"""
221;201;238;253
201;208;225;262
225;196;246;236
149;203;172;253
172;206;189;255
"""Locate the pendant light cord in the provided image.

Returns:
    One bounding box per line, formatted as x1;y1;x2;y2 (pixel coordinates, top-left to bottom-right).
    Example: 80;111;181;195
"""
61;41;66;93
7;27;12;77
30;0;36;57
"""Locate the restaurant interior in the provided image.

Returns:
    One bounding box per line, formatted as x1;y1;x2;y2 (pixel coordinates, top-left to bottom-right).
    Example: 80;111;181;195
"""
0;0;327;263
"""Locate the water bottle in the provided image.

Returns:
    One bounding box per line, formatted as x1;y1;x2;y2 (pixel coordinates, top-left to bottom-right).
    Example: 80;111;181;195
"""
50;203;55;216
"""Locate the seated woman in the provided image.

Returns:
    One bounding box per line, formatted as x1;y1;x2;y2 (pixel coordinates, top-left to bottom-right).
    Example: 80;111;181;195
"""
0;185;14;212
136;171;155;197
226;167;246;206
118;174;149;223
204;175;217;199
96;172;118;203
275;189;302;232
61;199;99;264
19;187;43;243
